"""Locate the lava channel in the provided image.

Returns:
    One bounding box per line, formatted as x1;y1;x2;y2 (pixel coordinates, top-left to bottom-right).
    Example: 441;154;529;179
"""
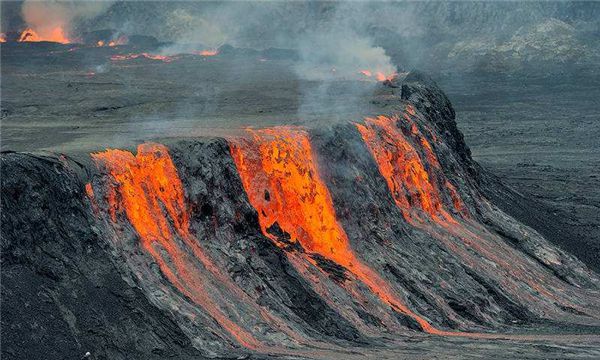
90;143;261;349
229;126;445;335
356;111;588;319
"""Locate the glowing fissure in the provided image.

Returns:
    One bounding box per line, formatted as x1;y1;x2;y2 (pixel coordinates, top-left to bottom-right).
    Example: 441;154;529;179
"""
111;50;217;63
91;143;261;349
229;127;443;334
110;53;179;63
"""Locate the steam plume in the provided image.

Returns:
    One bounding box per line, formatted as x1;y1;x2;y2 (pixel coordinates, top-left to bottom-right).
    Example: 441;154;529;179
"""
21;0;114;40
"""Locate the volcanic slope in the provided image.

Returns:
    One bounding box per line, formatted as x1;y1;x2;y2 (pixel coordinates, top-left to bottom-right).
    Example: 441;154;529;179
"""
2;73;600;359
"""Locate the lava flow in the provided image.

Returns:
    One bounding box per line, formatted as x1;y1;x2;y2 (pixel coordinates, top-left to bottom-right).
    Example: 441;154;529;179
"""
110;53;178;63
229;127;443;334
357;110;589;318
90;143;260;349
356;114;459;224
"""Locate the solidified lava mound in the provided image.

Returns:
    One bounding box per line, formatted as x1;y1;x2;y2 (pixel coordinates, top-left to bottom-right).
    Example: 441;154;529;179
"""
2;73;599;359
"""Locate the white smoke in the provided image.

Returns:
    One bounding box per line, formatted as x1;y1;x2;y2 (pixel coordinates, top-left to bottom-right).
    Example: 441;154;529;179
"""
290;2;396;82
294;30;396;81
21;0;114;40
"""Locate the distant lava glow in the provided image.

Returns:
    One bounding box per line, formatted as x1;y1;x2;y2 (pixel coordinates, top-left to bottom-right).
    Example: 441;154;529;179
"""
357;108;585;318
229;127;444;334
110;53;178;63
193;49;219;56
97;36;128;47
91;144;261;349
18;27;70;43
360;70;397;82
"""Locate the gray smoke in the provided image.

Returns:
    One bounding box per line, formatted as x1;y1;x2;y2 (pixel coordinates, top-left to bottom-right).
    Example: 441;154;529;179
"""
21;0;114;40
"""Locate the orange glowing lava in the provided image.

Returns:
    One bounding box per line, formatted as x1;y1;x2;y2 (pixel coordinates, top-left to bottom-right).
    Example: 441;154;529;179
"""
193;49;219;56
110;53;177;63
229;127;442;334
356;111;586;319
84;183;94;198
0;33;6;43
91;143;260;349
18;27;70;44
375;72;387;82
108;35;128;46
96;37;126;47
357;115;456;223
359;70;397;82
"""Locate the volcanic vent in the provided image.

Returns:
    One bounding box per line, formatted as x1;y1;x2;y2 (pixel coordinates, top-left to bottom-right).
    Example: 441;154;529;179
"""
2;73;599;359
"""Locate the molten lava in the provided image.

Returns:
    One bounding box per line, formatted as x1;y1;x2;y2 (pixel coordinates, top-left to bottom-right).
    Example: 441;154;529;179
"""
91;143;260;349
0;33;6;43
357;110;584;318
193;49;219;56
229;127;443;334
356;114;457;224
110;53;178;63
229;127;353;260
97;36;128;47
18;27;70;44
360;70;398;82
109;35;128;46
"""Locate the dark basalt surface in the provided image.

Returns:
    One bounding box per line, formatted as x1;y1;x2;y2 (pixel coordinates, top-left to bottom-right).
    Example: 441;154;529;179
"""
1;153;199;359
2;74;600;360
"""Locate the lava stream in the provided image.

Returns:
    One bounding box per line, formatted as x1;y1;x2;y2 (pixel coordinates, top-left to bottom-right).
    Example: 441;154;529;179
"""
356;114;459;225
229;127;442;334
110;53;178;63
357;111;586;315
91;143;260;349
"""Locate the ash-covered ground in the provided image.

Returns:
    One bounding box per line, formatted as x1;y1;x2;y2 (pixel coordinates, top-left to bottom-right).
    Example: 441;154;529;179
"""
441;73;600;274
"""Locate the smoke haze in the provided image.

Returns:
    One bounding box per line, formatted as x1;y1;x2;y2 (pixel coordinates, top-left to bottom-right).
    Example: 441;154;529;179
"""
4;1;599;74
21;0;114;40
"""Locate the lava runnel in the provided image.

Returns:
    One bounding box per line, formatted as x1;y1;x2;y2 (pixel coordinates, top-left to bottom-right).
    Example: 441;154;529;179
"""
356;114;457;225
90;143;261;350
356;111;595;319
229;127;442;334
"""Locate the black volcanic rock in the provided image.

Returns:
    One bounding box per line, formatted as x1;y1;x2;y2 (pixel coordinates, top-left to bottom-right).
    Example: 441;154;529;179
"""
0;153;199;360
401;71;473;168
